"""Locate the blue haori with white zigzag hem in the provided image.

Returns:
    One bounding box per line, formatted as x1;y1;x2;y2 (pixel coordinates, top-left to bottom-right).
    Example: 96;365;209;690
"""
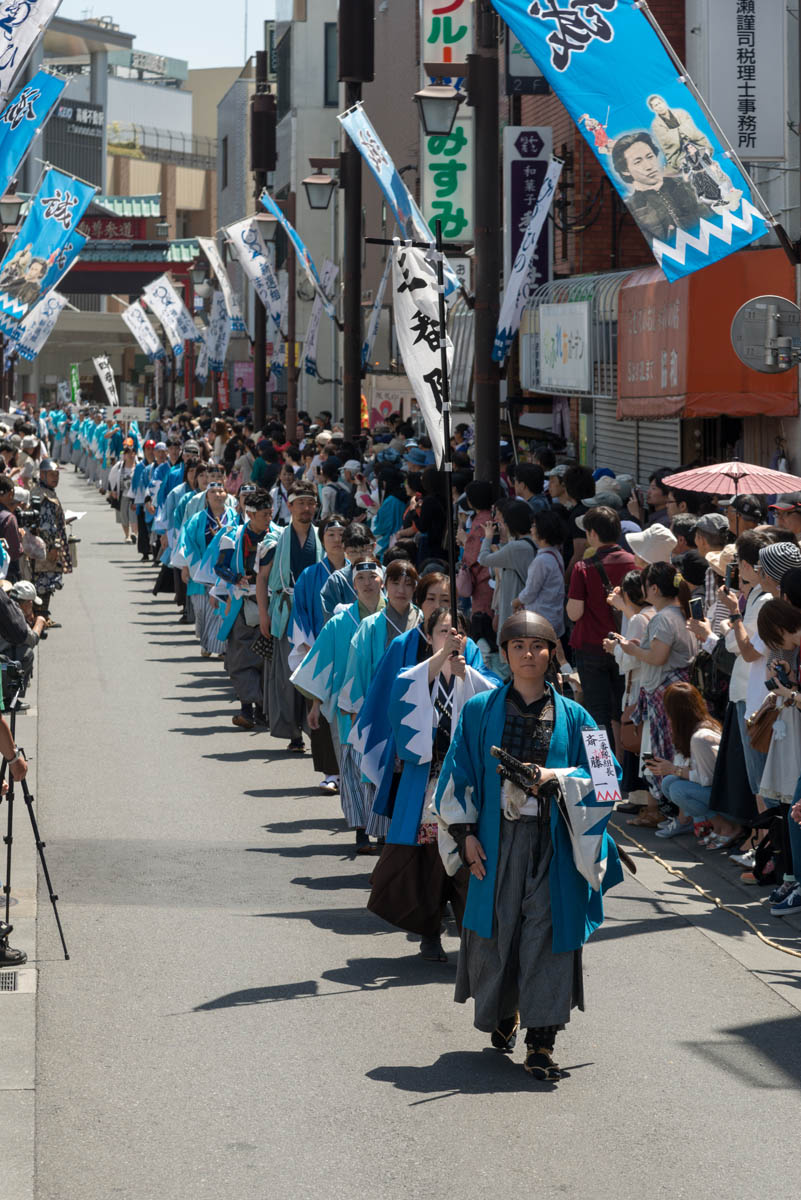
490;0;770;282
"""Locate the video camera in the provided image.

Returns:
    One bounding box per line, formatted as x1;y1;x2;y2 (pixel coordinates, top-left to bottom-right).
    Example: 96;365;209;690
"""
17;493;42;531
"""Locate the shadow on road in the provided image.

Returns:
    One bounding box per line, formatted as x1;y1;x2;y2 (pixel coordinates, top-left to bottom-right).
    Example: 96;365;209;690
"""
265;817;344;833
366;1048;576;1098
291;873;374;892
685;1014;801;1090
252;906;388;935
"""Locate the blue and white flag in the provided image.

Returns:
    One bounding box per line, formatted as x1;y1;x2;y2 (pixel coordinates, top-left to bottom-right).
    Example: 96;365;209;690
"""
195;331;209;386
0;0;62;104
197;235;247;333
0;69;65;195
339;102;461;300
121;300;165;361
15;289;65;361
143;273;200;357
260;190;337;320
493;156;562;363
304;258;338;378
362;252;391;369
490;0;770;281
205;289;231;372
225;216;283;330
34;226;86;303
93;354;119;409
0;166;95;329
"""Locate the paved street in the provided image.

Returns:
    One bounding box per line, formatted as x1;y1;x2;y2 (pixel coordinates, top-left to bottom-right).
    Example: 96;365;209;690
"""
23;473;801;1200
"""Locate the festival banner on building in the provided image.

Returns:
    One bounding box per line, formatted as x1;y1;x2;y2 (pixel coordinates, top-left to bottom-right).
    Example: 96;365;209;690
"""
194;332;209;386
304;258;338;378
392;243;448;467
197;235;247;333
205;289;231;373
0;166;95;329
224;216;283;330
121;300;165;361
0;0;63;104
490;0;772;281
362;253;392;370
339;101;461;300
493;156;562;363
93;354;119;408
0;69;65;195
260;190;337;319
142;274;200;357
15;290;66;361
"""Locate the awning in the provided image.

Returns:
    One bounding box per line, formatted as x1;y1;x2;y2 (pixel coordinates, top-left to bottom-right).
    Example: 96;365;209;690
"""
618;247;797;420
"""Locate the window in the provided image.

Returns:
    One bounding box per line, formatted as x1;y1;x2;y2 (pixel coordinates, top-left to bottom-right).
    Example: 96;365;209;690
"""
324;23;338;107
221;136;228;190
276;30;292;120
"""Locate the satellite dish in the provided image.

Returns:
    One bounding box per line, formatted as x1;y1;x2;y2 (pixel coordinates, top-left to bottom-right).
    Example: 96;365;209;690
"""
731;294;801;373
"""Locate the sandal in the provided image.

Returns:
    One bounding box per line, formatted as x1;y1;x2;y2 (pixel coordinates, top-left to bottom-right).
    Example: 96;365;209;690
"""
627;810;662;828
490;1013;520;1052
419;935;448;962
524;1047;561;1081
287;739;306;753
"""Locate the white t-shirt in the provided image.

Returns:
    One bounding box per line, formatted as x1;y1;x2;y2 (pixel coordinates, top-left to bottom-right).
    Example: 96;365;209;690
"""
726;585;768;705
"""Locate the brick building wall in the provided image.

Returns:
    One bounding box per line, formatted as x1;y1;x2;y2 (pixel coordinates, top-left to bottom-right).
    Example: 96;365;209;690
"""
518;0;685;278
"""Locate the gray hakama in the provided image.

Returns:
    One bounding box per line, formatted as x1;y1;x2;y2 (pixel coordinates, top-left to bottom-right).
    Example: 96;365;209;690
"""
224;611;263;706
194;590;226;656
339;743;373;828
265;633;306;740
455;813;583;1032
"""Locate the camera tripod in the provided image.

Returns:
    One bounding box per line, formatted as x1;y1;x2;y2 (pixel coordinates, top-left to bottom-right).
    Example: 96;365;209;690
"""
0;680;69;962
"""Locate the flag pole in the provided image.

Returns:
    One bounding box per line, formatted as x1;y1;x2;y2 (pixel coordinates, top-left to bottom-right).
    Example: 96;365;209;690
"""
434;218;459;626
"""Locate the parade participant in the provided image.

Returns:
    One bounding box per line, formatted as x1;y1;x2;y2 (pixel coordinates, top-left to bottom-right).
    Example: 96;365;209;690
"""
132;440;156;560
289;516;347;792
291;555;385;851
215;489;276;730
258;481;322;752
177;468;237;657
433;611;623;1081
107;440;138;543
320;522;375;619
30;460;72;615
368;608;497;960
372;468;407;560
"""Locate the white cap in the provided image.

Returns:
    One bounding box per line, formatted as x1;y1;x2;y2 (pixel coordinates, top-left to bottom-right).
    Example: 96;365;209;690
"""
626;523;678;564
9;580;41;606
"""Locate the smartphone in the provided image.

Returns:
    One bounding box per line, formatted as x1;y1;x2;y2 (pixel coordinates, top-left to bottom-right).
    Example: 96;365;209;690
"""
689;597;704;620
724;563;739;591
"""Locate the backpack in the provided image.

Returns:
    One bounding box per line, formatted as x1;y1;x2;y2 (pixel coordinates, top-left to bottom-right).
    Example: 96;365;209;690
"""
332;482;357;520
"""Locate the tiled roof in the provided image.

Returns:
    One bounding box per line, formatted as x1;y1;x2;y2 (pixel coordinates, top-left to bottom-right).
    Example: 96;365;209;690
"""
79;238;200;264
92;194;162;218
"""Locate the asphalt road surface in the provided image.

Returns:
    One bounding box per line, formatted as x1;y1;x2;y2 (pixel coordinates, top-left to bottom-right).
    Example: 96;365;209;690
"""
31;473;801;1200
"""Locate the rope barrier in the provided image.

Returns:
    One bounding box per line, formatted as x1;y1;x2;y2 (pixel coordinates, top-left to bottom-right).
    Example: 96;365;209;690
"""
611;820;801;962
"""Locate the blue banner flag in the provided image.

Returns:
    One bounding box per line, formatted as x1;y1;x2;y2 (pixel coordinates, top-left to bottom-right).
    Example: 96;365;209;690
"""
0;166;95;329
490;0;771;281
0;70;65;196
260;190;337;320
339;102;461;300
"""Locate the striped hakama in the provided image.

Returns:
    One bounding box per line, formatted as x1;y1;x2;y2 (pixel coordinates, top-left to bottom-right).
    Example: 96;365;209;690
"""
194;590;227;656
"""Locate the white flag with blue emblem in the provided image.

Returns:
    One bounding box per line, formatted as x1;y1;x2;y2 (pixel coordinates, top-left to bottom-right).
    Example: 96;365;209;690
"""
15;290;65;361
121;301;165;361
0;0;62;103
143;274;200;357
197;235;246;333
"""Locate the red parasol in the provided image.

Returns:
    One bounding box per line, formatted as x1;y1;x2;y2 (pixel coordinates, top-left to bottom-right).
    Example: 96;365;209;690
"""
661;461;801;496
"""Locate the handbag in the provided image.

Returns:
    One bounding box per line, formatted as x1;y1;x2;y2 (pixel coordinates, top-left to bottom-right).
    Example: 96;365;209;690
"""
619;677;642;754
455;563;474;598
745;694;782;754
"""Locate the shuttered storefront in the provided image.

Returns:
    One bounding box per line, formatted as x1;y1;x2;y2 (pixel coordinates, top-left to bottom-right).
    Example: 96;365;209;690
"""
593;397;681;481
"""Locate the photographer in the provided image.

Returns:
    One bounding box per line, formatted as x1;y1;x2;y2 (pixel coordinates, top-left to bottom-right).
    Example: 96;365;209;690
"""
30;459;72;616
0;474;22;582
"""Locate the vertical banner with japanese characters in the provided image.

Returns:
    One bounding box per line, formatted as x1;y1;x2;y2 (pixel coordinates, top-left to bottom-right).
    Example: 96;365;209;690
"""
0;70;66;196
93;354;119;408
143;274;200;357
260;190;337;319
0;0;62;104
206;290;231;373
706;0;785;162
197;235;247;333
304;259;338;378
490;0;771;281
392;244;449;468
69;362;80;403
15;291;66;361
225;216;284;329
0;166;95;330
421;0;474;243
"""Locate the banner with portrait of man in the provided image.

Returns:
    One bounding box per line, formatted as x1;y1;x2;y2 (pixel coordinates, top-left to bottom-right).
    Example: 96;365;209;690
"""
490;0;771;281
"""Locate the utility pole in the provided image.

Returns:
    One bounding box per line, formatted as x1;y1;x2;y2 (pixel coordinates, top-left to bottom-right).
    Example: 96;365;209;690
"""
469;1;501;488
285;190;298;438
251;53;277;430
338;0;374;440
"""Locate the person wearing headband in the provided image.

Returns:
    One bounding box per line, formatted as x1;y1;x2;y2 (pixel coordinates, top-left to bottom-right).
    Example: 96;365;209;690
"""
258;482;323;753
289;516;349;793
291;553;386;852
431;608;623;1081
174;465;238;659
214;489;277;730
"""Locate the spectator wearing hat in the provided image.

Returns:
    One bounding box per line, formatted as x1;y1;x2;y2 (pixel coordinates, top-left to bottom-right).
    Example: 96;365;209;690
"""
403;446;429;472
694;512;732;634
626;523;678;567
567;505;636;741
727;494;764;537
768;492;801;538
757;540;801;599
0;580;46;676
546;463;569;505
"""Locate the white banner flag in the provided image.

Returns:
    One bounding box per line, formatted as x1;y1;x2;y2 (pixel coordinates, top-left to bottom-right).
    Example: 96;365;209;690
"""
225;217;283;330
392;244;448;468
493;157;561;364
362;253;392;370
143;274;199;356
0;0;62;103
93;354;119;408
121;301;164;361
16;291;66;361
197;235;246;333
304;259;338;378
195;333;209;385
206;290;231;372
